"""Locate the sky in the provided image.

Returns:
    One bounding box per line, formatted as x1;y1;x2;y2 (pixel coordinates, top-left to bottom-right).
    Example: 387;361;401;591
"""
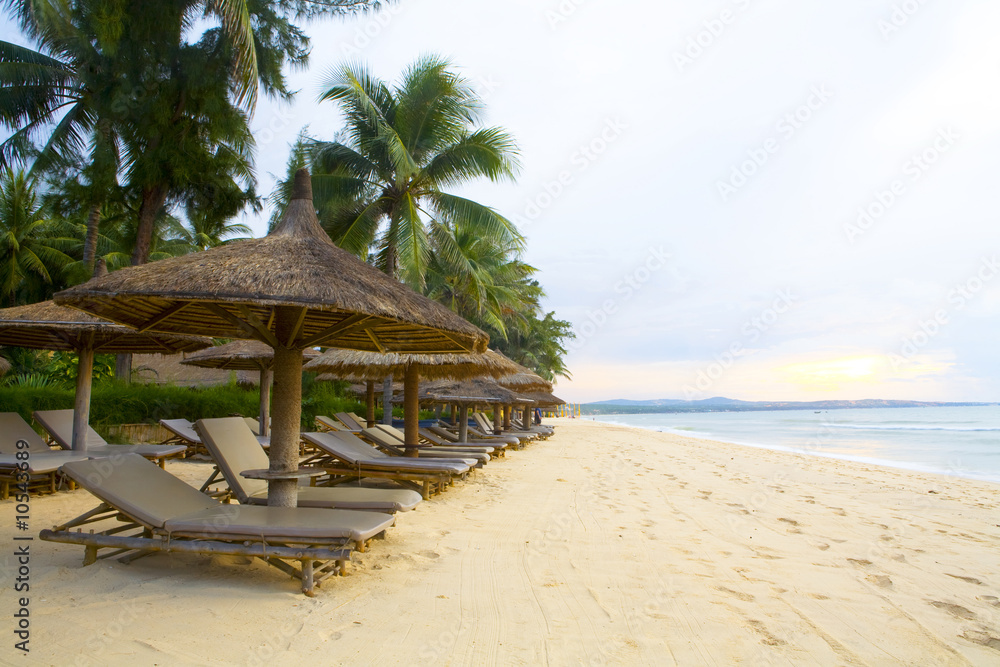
6;1;1000;403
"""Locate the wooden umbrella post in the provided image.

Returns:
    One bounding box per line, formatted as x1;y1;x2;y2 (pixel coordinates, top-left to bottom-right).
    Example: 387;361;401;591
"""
269;307;304;508
403;365;420;457
493;402;502;435
72;346;95;451
258;366;272;437
366;380;376;428
458;404;469;443
382;375;394;425
503;404;512;430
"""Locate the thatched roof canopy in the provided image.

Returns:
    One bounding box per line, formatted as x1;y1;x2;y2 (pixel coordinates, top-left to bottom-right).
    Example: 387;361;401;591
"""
304;348;521;381
497;370;552;393
53;170;488;355
181;340;319;371
519;391;565;407
413;378;525;405
0;300;212;354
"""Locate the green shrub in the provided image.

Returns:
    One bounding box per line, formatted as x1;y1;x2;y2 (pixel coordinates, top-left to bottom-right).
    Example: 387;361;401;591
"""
0;378;370;432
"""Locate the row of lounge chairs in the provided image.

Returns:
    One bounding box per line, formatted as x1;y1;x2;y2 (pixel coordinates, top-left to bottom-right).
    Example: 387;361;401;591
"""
0;411;186;499
22;409;555;595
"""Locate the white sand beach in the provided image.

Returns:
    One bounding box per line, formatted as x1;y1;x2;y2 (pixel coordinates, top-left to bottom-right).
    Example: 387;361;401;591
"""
4;418;1000;665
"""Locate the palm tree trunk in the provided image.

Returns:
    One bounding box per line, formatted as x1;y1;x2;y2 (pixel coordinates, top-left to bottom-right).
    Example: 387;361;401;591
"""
82;203;101;272
132;185;169;266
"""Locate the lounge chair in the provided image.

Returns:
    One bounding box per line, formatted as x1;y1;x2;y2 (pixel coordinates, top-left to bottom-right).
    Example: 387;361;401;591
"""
0;413;91;499
195;417;421;513
39;454;395;595
475;412;551;440
427;424;523;449
159;418;206;455
360;427;489;467
372;424;501;459
471;412;531;440
33;410;186;466
300;431;471;500
315;415;349;432
334;412;365;432
160;417;270;457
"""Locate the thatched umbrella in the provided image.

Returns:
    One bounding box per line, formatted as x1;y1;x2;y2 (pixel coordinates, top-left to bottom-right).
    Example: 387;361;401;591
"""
54;169;488;507
303;349;522;453
414;378;526;442
519;390;565;407
496;361;553;430
0;300;211;450
180;340;319;436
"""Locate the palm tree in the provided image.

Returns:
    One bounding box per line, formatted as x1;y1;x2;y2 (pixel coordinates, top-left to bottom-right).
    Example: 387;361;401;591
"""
309;55;523;287
1;0;377;267
424;220;539;339
0;2;123;273
495;311;574;382
0;167;73;305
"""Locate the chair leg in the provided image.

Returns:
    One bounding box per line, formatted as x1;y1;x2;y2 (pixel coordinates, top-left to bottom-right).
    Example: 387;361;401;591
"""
301;559;315;597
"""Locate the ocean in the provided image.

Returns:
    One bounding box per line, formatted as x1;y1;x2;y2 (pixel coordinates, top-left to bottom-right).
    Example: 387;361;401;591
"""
591;406;1000;484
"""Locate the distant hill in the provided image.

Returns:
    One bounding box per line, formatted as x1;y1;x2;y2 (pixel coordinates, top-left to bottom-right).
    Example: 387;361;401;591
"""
581;397;997;415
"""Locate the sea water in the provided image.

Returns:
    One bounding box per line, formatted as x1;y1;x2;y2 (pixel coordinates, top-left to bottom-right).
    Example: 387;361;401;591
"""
591;406;1000;484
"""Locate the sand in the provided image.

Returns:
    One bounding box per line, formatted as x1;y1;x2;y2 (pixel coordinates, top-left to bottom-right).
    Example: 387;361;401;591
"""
2;418;999;665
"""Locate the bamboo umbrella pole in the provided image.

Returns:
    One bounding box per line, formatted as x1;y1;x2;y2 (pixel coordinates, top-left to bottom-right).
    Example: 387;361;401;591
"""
366;381;376;427
259;366;273;436
382;375;394;425
403;365;420;456
457;404;469;443
72;344;95;451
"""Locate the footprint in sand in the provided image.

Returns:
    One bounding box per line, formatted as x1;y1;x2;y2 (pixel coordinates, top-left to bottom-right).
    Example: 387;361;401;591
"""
962;631;1000;651
746;620;785;646
978;595;999;607
717;586;755;602
867;574;893;589
777;518;800;526
929;601;977;620
846;558;873;568
946;574;983;585
830;507;848;516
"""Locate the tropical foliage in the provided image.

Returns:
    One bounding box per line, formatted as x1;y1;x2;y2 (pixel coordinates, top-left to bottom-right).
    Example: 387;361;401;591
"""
0;2;573;384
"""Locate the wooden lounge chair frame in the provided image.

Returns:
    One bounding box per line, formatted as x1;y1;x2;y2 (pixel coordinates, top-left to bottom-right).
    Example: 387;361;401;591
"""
32;409;186;467
195;418;421;514
0;412;85;499
301;431;468;500
38;455;396;595
41;502;350;595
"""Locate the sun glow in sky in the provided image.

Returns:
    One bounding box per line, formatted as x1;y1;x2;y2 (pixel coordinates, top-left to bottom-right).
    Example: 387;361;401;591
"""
778;357;885;392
